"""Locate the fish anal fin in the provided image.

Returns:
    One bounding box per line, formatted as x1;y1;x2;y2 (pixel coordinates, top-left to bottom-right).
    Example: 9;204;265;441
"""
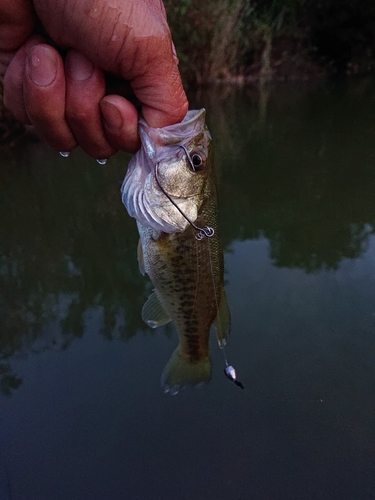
213;288;231;347
142;290;171;328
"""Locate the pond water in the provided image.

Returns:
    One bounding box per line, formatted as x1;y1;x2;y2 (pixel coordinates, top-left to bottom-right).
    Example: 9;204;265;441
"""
1;79;375;499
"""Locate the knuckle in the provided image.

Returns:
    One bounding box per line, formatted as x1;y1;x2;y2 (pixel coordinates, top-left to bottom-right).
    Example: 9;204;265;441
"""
66;104;91;125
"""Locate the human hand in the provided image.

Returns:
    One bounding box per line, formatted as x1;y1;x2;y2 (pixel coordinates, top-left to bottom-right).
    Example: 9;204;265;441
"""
0;0;188;159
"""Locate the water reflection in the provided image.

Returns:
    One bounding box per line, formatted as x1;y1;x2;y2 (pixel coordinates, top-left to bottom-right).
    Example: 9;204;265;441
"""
0;145;149;394
2;79;375;395
199;78;375;270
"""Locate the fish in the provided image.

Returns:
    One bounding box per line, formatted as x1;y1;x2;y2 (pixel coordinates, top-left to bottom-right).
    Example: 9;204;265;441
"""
121;109;230;395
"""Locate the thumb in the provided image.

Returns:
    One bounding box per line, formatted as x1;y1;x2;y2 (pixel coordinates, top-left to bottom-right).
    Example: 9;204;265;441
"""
129;36;188;128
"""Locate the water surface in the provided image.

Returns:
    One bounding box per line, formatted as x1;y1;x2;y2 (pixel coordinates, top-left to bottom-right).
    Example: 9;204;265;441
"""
1;79;375;499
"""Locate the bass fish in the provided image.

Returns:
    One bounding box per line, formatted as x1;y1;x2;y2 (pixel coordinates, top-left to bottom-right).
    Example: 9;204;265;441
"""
121;109;230;394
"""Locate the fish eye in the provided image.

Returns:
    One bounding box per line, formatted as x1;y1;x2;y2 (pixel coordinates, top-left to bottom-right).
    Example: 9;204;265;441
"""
191;152;205;171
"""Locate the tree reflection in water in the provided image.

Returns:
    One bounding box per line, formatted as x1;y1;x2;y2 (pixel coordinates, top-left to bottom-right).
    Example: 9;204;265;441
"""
199;79;375;269
0;146;150;394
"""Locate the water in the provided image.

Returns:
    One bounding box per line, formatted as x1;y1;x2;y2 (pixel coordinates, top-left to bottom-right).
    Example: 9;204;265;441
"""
1;79;375;499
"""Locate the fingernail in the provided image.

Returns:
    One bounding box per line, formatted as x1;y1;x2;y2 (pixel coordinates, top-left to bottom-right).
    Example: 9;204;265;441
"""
96;159;108;165
59;151;70;158
100;101;123;131
66;51;95;81
28;45;58;87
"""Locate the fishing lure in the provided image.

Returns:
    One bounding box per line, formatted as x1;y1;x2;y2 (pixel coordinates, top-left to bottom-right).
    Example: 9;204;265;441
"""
224;364;244;389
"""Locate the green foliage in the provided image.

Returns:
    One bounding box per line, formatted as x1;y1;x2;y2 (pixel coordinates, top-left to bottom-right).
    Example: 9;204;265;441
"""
164;0;253;83
164;0;375;84
164;0;308;83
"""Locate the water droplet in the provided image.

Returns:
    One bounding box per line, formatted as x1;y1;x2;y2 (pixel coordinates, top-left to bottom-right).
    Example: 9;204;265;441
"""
96;158;107;165
59;151;70;158
169;386;180;396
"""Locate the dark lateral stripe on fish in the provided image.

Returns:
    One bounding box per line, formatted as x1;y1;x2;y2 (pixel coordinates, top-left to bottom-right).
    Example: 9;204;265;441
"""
184;326;199;334
187;346;203;359
178;300;195;308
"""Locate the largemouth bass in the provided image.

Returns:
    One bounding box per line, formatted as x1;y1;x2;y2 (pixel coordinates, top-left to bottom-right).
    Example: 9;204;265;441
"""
121;109;230;394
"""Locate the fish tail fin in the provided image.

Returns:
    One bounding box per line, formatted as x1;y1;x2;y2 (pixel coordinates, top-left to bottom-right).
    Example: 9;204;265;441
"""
161;348;211;395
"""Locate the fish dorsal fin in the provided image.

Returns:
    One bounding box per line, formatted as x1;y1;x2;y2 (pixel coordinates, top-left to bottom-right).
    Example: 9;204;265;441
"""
137;239;145;276
142;290;171;328
213;289;231;347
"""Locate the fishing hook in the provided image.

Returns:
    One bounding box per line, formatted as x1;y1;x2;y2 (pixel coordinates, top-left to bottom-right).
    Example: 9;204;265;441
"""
180;144;196;171
154;150;214;240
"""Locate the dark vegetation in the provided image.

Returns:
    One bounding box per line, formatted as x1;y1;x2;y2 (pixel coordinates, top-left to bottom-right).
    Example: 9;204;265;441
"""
164;0;375;84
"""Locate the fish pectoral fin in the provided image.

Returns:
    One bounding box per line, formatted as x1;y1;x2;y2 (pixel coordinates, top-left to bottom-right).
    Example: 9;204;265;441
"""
137;238;146;276
213;288;231;347
142;290;171;328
